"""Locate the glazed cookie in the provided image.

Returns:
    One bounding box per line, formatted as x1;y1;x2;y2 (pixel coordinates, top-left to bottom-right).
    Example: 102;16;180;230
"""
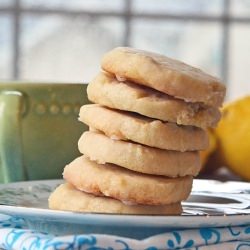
78;131;201;177
49;183;183;215
87;72;221;128
101;47;226;107
63;156;193;205
79;104;208;152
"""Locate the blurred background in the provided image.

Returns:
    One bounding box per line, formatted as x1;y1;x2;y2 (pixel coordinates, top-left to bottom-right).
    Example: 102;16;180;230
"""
1;0;250;182
0;0;250;100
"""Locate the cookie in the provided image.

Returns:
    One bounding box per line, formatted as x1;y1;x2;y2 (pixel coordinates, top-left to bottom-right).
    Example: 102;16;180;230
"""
79;104;208;152
101;47;226;107
78;131;201;177
63;156;193;205
49;183;183;215
87;72;221;128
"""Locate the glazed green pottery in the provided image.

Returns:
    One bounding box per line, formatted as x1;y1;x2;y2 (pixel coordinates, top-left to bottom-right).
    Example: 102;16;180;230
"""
0;83;88;183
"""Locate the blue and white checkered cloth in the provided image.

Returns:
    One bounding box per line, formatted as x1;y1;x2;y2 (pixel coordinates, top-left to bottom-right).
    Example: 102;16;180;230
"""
0;214;250;250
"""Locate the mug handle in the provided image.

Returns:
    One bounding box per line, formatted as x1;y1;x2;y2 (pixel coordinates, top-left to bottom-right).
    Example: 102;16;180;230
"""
0;90;26;183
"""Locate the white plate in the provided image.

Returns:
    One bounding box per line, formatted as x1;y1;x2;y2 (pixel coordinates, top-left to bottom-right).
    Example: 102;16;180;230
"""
0;179;249;238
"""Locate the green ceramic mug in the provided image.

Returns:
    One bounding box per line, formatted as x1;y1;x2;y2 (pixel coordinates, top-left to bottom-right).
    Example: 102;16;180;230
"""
0;82;88;183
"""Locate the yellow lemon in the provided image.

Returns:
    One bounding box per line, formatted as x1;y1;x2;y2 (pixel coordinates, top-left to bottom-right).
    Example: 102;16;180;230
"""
214;96;250;181
200;129;218;173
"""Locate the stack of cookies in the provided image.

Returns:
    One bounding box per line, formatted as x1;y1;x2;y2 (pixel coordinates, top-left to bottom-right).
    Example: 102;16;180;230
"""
49;47;225;215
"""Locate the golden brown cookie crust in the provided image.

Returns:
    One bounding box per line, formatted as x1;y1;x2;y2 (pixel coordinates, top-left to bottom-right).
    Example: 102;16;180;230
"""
78;131;201;177
101;47;226;107
79;104;208;152
87;72;221;128
63;156;193;205
49;183;183;215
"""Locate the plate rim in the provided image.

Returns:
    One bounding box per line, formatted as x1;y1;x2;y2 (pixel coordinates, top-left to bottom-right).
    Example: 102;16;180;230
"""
0;179;249;229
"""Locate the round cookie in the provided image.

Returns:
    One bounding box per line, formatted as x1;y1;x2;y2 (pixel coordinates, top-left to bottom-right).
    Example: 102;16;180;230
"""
49;183;183;215
101;47;226;107
87;72;221;128
63;156;193;205
79;104;209;152
78;131;201;177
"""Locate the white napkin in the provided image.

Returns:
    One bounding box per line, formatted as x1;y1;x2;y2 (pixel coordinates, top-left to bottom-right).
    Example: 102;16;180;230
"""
0;214;250;250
